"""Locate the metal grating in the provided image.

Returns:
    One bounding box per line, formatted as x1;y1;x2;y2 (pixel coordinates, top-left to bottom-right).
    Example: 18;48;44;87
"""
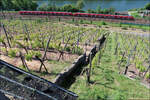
0;59;78;100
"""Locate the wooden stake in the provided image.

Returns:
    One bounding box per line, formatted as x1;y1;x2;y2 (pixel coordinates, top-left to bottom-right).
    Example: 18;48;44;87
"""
39;36;52;72
2;24;11;48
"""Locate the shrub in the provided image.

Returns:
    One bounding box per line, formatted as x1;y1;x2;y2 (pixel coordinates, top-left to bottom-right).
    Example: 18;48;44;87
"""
145;73;150;79
13;0;38;11
32;40;42;48
38;3;48;11
122;27;128;30
1;48;7;53
96;6;101;13
34;51;42;58
62;4;80;12
1;0;14;10
72;46;84;55
65;46;71;52
144;3;150;10
87;9;95;13
0;36;5;43
76;0;85;10
139;66;146;72
25;53;34;61
101;21;107;25
119;22;122;27
8;49;17;58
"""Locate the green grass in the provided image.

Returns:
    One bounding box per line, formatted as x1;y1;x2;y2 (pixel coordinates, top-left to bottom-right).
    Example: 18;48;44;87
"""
66;19;150;31
69;33;150;100
31;60;71;81
18;60;72;81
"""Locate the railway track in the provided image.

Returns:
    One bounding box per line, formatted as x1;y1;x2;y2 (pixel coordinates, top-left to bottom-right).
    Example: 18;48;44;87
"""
0;12;150;25
0;59;78;100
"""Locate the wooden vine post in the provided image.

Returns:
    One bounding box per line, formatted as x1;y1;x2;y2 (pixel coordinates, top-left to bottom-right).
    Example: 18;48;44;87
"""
124;42;138;75
118;52;125;73
58;35;71;61
2;24;11;48
143;56;150;78
87;53;92;83
24;24;30;42
39;36;52;72
19;52;30;72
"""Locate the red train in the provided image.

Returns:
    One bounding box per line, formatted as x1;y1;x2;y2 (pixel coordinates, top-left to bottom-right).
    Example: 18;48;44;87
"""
19;11;134;20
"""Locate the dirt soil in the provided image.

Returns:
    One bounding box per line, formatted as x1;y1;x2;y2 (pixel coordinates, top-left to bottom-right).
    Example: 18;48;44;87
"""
121;64;150;89
60;22;149;37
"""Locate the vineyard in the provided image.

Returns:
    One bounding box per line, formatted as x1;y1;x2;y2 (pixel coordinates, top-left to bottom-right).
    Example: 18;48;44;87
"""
0;19;107;80
0;17;150;99
70;31;150;99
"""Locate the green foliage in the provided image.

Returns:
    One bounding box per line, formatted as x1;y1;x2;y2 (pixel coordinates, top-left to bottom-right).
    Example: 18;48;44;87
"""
8;49;17;58
1;48;7;53
80;19;83;23
36;19;43;24
112;91;127;100
86;88;109;100
71;46;84;55
96;6;101;13
135;61;142;69
34;51;42;58
144;3;150;10
87;9;95;13
19;65;26;69
1;0;37;11
13;0;38;11
65;46;71;52
131;12;141;18
25;51;42;61
49;43;61;50
38;3;81;12
38;3;48;11
25;52;34;61
0;1;2;7
102;69;114;85
92;52;100;68
1;0;14;10
145;73;150;79
32;40;42;49
122;27;128;30
88;6;115;14
76;0;85;10
0;36;5;43
139;66;146;72
101;21;107;25
62;4;76;12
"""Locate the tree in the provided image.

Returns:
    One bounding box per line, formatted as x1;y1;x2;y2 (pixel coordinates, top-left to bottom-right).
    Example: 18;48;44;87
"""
13;0;38;11
96;6;101;13
144;3;150;10
108;7;115;14
62;4;73;12
76;0;85;10
0;1;2;8
2;0;14;10
38;3;48;11
87;9;95;13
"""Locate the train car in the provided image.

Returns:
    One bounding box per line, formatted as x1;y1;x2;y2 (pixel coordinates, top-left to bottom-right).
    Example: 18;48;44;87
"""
19;11;73;16
19;11;134;20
